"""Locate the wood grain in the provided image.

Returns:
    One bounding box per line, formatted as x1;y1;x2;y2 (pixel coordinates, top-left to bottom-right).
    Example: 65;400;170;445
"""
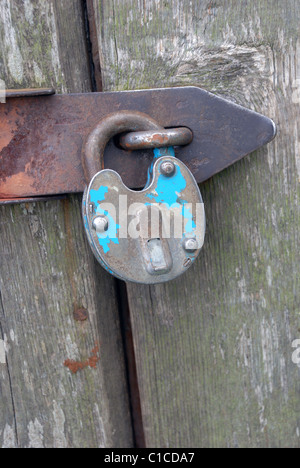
0;0;132;448
92;0;300;447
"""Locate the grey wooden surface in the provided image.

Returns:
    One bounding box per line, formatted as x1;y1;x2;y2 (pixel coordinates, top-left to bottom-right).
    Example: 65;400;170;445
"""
90;0;300;448
0;0;132;448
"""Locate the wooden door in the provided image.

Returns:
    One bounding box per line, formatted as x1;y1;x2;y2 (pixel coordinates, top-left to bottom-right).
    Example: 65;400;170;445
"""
1;0;299;448
0;0;132;449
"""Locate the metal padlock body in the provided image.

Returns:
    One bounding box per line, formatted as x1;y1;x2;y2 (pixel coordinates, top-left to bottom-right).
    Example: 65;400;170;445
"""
83;152;205;284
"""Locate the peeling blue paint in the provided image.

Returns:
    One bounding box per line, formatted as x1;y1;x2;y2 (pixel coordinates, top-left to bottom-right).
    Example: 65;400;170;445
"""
89;186;120;254
90;186;108;204
153;147;175;159
147;162;186;205
144;147;176;189
182;204;196;236
146;161;196;237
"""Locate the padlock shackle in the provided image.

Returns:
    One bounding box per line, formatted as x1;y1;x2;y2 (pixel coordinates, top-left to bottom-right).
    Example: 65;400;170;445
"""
82;111;164;183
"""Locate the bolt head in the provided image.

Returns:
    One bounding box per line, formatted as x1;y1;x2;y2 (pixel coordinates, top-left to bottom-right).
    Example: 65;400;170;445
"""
160;161;176;177
92;216;109;233
183;238;198;253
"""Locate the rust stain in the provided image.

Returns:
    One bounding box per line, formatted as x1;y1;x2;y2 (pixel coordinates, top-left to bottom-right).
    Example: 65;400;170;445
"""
0;162;37;198
64;342;100;374
73;308;89;322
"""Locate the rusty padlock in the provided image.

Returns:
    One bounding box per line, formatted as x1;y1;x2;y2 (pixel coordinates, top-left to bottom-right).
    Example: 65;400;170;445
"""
82;111;205;284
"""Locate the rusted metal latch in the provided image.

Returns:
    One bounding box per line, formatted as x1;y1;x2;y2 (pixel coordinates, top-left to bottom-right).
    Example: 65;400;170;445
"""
0;86;276;205
1;86;276;283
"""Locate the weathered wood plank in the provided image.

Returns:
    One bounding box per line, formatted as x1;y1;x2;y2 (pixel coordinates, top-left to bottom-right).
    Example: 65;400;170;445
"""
0;0;132;448
0;0;91;92
0;297;16;448
92;0;300;447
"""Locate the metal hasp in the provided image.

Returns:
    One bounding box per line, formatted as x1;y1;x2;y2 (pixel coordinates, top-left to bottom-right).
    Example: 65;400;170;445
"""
0;86;276;203
82;111;205;284
4;88;55;98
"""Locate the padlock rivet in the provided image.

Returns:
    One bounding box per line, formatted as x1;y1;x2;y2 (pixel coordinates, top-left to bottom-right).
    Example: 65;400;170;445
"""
183;238;198;253
92;216;109;233
160;161;176;177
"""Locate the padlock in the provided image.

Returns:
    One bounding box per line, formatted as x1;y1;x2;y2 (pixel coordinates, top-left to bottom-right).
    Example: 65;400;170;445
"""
82;111;205;284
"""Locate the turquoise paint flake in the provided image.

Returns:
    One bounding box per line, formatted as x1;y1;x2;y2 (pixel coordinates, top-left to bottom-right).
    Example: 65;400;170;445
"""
90;186;108;204
89;186;120;254
153;147;175;159
146;163;196;236
144;147;176;189
182;204;196;235
147;163;187;205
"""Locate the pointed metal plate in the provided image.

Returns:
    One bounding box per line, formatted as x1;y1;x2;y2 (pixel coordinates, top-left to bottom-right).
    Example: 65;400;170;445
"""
0;86;276;201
